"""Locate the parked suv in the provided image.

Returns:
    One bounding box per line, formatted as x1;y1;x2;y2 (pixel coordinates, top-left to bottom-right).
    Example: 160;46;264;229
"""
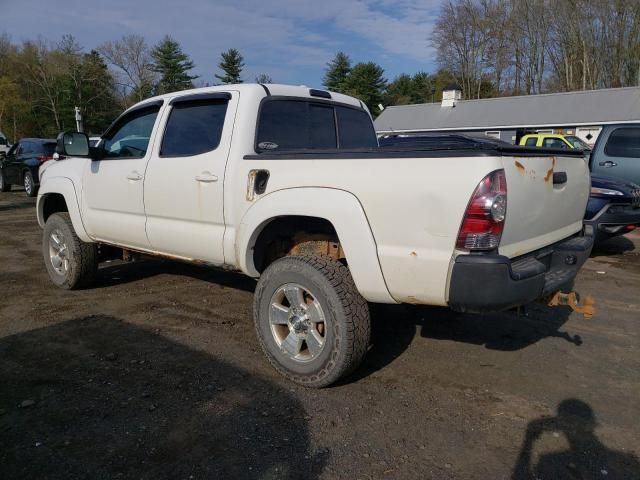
590;125;640;186
0;138;56;196
586;176;640;242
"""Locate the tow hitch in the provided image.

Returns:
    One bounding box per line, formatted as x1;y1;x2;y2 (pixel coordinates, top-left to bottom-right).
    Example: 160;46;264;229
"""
547;291;595;319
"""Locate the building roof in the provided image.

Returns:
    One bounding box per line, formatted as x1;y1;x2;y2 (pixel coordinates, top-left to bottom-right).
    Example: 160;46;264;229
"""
374;86;640;133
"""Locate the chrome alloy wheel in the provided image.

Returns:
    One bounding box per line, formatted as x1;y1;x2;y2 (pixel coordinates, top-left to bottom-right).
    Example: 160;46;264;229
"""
24;174;32;195
269;283;327;362
48;228;69;275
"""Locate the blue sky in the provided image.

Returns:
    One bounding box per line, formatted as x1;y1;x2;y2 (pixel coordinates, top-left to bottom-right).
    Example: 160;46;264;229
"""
1;0;441;87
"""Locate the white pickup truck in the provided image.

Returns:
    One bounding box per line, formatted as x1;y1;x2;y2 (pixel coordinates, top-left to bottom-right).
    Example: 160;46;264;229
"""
37;84;593;386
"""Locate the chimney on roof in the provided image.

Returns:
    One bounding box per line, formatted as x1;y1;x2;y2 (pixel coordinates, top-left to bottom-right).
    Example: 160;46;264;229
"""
441;84;462;107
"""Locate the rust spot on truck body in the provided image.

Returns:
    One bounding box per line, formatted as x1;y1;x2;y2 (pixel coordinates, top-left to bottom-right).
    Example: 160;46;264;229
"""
514;160;525;173
287;234;345;260
544;158;556;183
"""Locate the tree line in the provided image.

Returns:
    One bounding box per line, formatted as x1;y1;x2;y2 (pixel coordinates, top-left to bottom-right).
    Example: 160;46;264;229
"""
432;0;640;99
0;34;264;140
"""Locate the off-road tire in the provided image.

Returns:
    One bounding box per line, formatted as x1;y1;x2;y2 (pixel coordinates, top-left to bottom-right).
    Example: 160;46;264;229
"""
254;255;370;388
0;169;10;192
43;212;98;289
24;171;37;197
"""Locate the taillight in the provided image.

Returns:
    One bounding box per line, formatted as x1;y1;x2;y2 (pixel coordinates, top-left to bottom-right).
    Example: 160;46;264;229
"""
37;155;53;163
456;169;507;251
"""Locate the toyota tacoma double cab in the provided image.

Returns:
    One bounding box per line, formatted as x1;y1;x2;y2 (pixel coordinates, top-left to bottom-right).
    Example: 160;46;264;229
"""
37;84;593;387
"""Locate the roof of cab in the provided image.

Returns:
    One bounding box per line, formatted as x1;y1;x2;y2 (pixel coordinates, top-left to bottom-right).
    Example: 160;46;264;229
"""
132;83;363;111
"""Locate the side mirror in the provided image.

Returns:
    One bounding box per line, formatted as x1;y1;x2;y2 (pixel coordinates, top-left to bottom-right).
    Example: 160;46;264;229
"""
56;132;90;157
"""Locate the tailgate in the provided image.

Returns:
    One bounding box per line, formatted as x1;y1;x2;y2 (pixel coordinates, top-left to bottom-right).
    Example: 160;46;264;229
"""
499;153;590;258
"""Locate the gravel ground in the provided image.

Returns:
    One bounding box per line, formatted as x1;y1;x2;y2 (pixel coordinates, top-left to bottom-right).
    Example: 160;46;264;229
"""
0;190;639;479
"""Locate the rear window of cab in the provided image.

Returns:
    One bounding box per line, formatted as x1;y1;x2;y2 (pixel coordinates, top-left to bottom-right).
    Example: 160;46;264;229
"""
256;99;377;152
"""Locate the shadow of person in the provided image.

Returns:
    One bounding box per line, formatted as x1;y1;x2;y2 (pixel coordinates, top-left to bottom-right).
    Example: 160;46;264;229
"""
0;315;326;479
512;399;640;479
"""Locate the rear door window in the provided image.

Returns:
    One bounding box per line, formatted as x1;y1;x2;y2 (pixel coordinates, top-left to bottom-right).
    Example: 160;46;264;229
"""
604;128;640;158
161;99;228;157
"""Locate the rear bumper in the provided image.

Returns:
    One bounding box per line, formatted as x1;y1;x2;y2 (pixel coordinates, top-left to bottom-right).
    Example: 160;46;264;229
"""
584;205;640;242
448;234;593;313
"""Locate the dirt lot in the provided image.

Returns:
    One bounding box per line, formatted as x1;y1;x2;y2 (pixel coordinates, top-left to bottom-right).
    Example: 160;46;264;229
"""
0;190;639;479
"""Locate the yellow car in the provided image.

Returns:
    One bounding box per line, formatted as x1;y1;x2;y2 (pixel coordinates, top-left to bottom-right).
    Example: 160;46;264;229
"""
519;133;591;150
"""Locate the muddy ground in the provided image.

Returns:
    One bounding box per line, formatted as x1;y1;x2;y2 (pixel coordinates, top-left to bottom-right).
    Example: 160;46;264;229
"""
0;190;638;479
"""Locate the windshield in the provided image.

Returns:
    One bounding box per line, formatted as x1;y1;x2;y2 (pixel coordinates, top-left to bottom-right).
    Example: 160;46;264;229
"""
565;135;591;150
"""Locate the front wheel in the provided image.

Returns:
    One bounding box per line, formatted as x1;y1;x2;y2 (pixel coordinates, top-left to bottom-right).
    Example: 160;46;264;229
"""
254;255;371;387
43;212;98;289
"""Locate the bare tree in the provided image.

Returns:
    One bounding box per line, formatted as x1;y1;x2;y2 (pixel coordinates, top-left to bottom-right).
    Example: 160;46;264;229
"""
432;0;495;98
98;34;155;104
432;0;640;97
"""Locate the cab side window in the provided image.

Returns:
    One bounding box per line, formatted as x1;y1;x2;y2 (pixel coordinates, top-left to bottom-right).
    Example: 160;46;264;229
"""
160;99;228;157
102;106;161;159
525;138;537;147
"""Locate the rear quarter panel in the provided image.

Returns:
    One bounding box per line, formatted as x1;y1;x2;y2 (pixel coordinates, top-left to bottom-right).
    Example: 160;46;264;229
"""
227;153;503;305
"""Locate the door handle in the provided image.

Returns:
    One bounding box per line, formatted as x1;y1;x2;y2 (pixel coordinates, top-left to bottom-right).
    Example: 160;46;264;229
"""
599;161;618;168
126;171;143;181
195;172;218;183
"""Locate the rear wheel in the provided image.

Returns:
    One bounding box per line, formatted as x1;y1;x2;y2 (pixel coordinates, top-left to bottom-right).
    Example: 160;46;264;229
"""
24;171;37;197
254;255;370;387
0;169;10;192
43;212;98;289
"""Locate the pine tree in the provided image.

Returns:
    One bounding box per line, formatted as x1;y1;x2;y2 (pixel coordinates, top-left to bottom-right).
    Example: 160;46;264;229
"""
215;49;244;84
323;52;351;92
341;62;387;115
150;36;197;95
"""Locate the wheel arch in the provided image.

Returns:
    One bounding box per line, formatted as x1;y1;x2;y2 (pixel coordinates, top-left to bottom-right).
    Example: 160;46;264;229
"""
37;177;91;242
235;187;394;303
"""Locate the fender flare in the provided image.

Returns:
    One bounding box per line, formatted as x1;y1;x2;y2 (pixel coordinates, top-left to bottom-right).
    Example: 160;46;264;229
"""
235;187;395;303
37;176;92;242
